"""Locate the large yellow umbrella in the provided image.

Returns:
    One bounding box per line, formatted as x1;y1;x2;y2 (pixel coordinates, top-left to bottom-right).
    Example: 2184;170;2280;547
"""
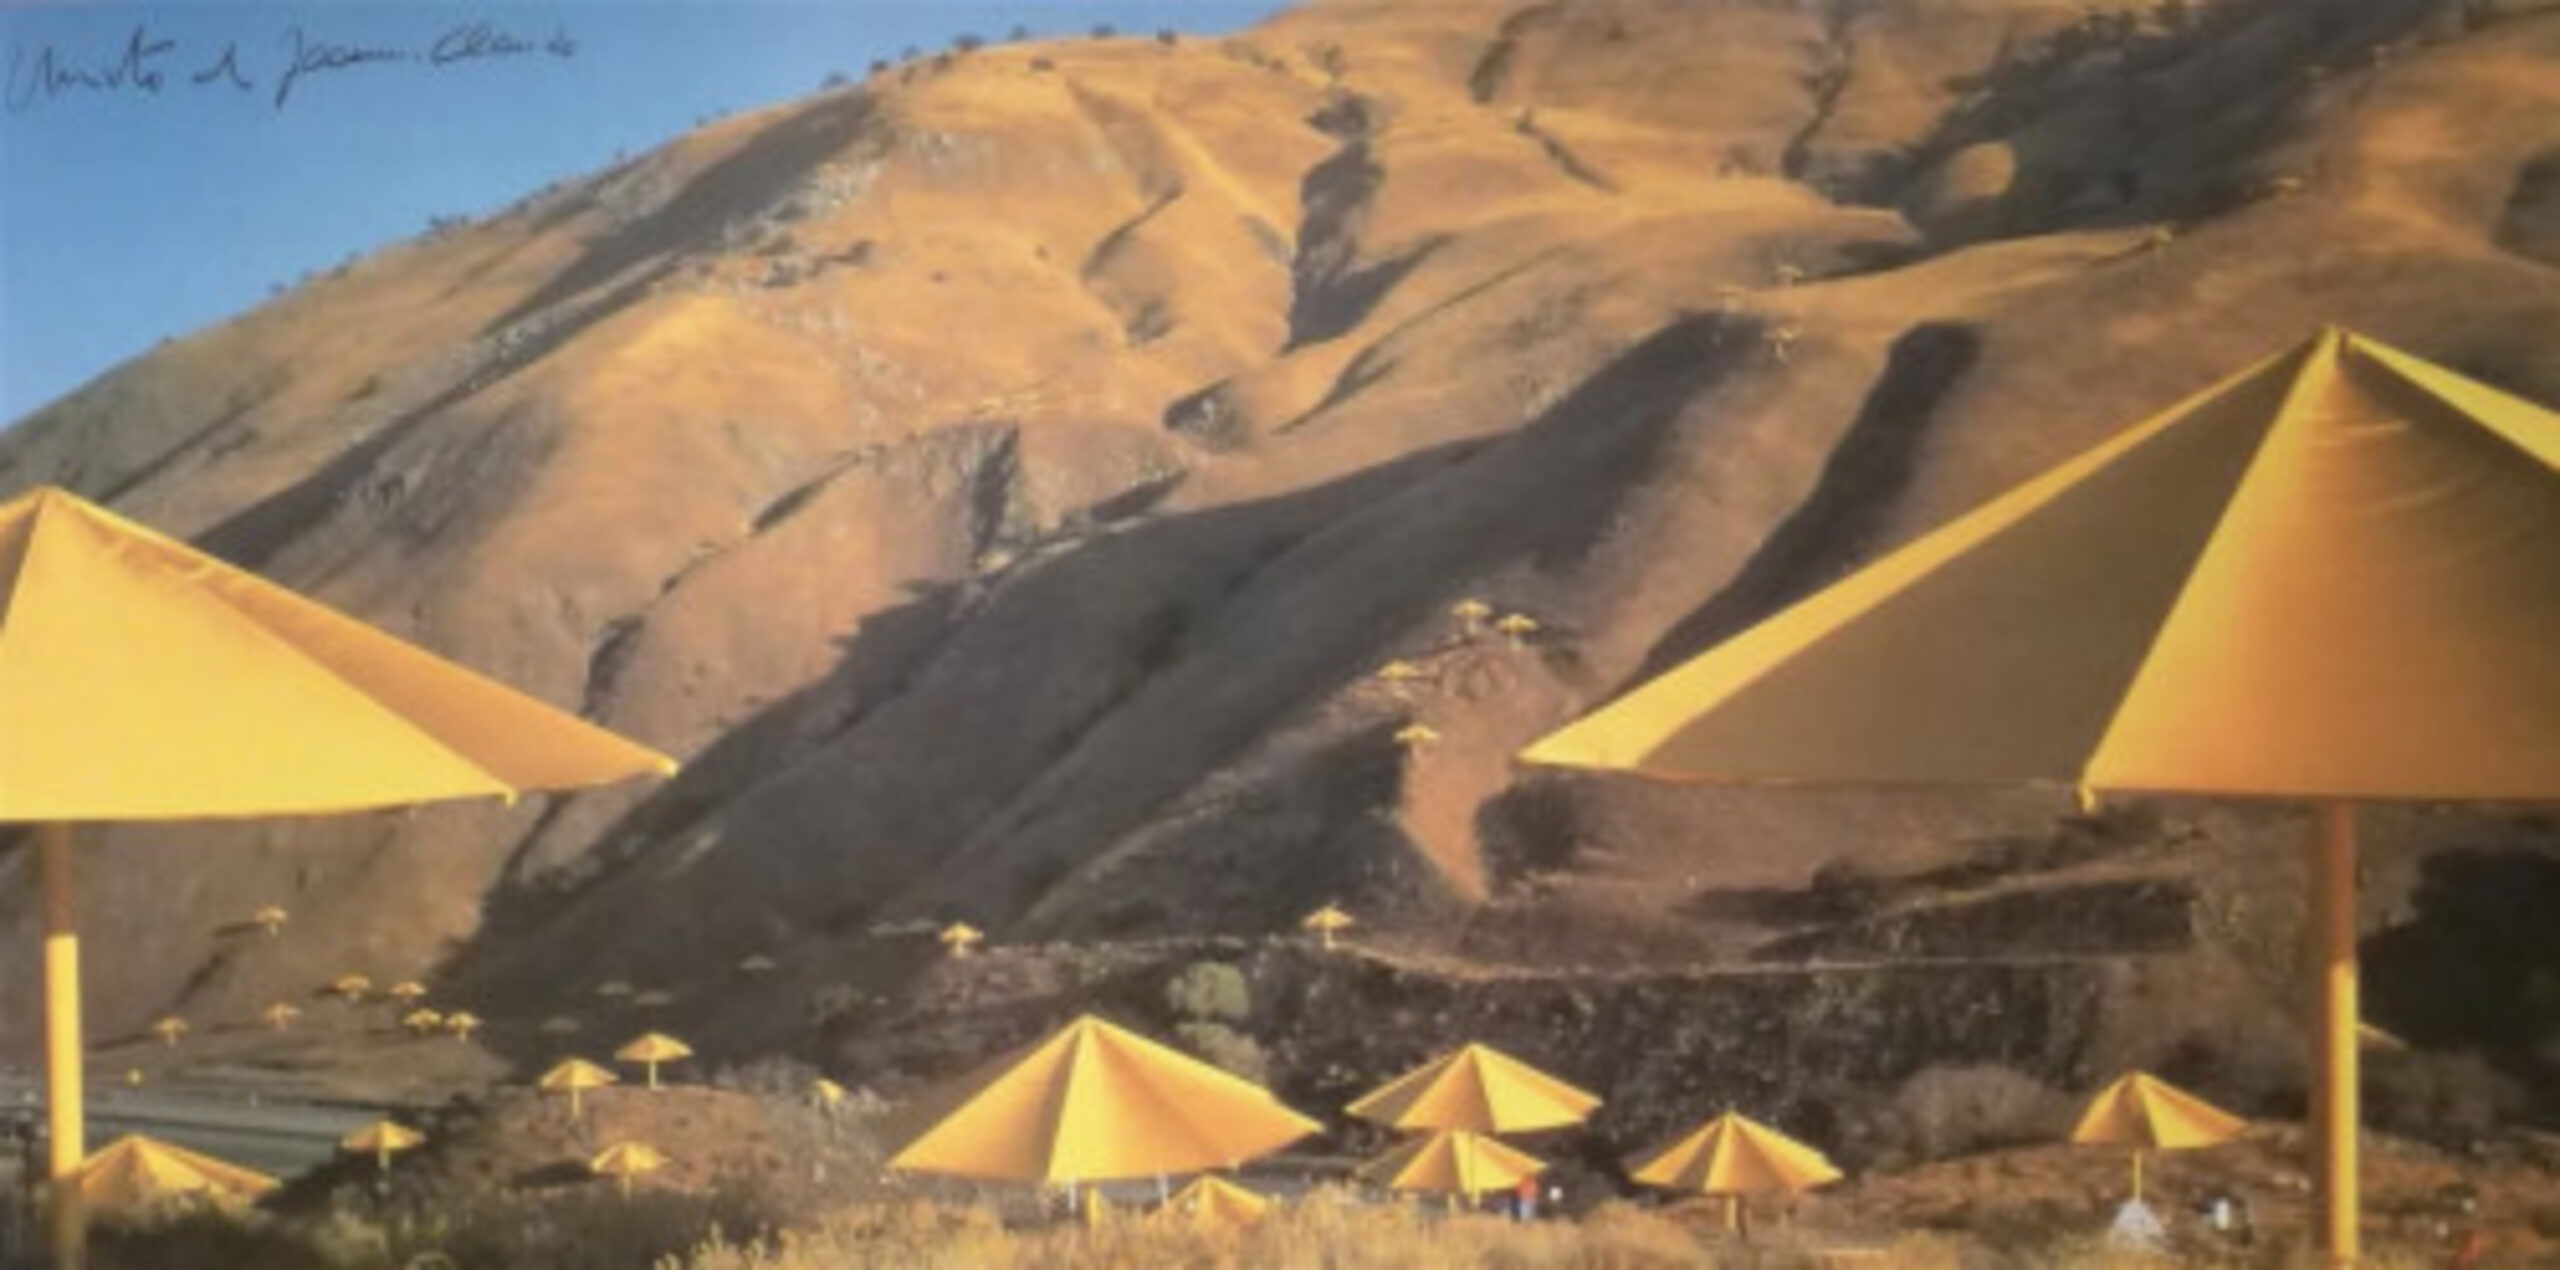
76;1135;278;1214
885;1014;1321;1187
1628;1110;1842;1232
539;1058;620;1119
341;1120;426;1174
1154;1174;1274;1228
2073;1072;2246;1203
1359;1128;1544;1197
0;486;675;1267
615;1032;695;1090
1345;1042;1601;1135
588;1141;669;1198
1520;326;2560;1262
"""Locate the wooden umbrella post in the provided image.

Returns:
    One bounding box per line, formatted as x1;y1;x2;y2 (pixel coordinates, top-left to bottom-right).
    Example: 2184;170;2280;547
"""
2308;804;2360;1265
39;822;86;1270
2131;1149;2145;1204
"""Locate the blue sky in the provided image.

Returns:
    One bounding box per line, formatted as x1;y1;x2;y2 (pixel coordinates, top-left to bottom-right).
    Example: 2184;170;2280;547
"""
0;0;1279;423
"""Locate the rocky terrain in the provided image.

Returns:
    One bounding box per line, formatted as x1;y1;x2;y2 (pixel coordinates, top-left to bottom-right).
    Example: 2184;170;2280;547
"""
3;0;2558;1152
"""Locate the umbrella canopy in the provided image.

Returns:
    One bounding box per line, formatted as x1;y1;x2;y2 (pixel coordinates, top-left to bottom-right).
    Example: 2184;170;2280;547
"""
77;1135;277;1213
1345;1042;1601;1135
1518;327;2560;801
2072;1073;2246;1151
1360;1129;1544;1196
2;486;676;1269
886;1014;1320;1184
589;1142;668;1180
1155;1174;1274;1228
341;1120;425;1172
541;1058;619;1095
1627;1111;1843;1196
0;486;678;819
616;1032;693;1064
1517;326;2560;1261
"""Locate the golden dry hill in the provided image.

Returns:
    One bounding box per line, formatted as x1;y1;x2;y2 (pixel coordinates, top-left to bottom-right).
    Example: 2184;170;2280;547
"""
3;0;2558;1131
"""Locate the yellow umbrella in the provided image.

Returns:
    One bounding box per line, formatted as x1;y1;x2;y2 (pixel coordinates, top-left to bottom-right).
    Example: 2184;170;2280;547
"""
1360;1129;1544;1196
810;1076;849;1112
2072;1072;2246;1202
1301;904;1355;950
147;1016;188;1048
260;1002;301;1033
76;1135;277;1214
939;922;985;958
341;1120;425;1174
1628;1110;1843;1232
615;1032;694;1090
1154;1174;1273;1228
1518;326;2560;1262
737;953;780;975
385;981;429;1008
1345;1042;1601;1135
443;1010;483;1041
249;904;288;937
539;1058;619;1119
886;1014;1320;1186
401;1008;445;1036
328;973;373;1002
588;1142;668;1197
0;486;674;1269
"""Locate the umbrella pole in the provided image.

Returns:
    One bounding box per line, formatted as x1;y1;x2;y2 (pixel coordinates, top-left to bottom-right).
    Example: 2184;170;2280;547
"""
2307;804;2359;1265
2131;1149;2144;1204
39;822;87;1270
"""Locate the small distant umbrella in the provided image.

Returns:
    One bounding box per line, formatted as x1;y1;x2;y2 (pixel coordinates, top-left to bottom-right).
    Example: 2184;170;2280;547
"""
631;989;675;1010
77;1135;277;1214
615;1032;694;1090
1301;904;1355;951
538;1058;618;1119
2071;1072;2245;1203
1394;723;1440;749
737;954;779;975
1492;613;1540;646
1450;598;1494;634
538;1015;583;1037
341;1120;424;1174
1374;659;1427;684
260;1002;302;1034
148;1017;188;1048
1346;1042;1601;1135
443;1010;483;1041
1155;1174;1272;1228
1361;1129;1544;1197
589;1142;668;1198
810;1077;849;1113
1628;1110;1843;1233
385;981;428;1008
329;973;372;1002
250;905;289;937
939;922;984;959
401;1009;444;1036
594;980;635;1001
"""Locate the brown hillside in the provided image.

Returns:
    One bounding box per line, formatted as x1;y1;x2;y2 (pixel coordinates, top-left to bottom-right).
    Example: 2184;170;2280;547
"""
4;0;2559;1133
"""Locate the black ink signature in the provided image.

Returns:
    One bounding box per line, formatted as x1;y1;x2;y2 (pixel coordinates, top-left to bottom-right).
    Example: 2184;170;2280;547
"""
4;19;576;115
5;24;173;112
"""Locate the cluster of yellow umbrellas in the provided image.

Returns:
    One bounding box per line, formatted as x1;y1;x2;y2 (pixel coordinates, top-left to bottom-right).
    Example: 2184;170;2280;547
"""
1;485;677;1267
1520;326;2560;1262
1346;1041;1596;1205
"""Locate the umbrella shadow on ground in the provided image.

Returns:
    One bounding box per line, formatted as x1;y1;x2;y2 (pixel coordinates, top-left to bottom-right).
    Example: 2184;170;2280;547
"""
444;311;1761;1078
2363;841;2560;1126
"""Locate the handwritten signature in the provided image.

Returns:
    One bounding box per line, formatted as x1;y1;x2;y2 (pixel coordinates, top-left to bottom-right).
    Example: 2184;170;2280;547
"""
5;20;577;114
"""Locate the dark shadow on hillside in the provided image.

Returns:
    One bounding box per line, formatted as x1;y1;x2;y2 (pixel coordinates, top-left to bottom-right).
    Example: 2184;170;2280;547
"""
486;93;878;336
1623;321;1978;690
445;314;1753;1074
2364;844;2560;1122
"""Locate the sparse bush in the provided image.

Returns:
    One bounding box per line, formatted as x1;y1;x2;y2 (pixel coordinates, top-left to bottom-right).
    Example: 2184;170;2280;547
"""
1173;1020;1268;1080
1880;1064;2068;1162
1090;23;1116;39
1164;961;1251;1022
1156;29;1179;46
951;33;983;54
